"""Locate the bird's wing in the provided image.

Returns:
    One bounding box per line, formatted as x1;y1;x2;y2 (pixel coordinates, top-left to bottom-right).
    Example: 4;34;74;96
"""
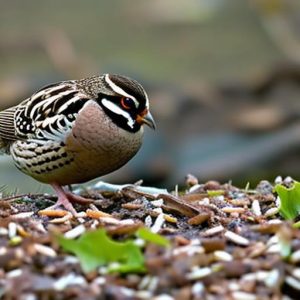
0;106;18;142
1;81;91;143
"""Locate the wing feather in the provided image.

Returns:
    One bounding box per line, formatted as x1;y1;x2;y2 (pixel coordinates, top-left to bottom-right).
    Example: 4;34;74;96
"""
14;81;90;141
0;80;92;146
0;106;18;141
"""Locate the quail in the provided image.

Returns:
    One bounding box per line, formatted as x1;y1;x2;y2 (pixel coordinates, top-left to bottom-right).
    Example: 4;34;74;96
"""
0;74;155;214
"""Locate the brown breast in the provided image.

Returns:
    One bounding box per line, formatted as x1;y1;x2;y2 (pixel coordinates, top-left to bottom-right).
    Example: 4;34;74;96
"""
64;100;143;184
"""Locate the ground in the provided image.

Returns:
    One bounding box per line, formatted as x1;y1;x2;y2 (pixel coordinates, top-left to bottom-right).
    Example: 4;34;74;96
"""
0;177;299;299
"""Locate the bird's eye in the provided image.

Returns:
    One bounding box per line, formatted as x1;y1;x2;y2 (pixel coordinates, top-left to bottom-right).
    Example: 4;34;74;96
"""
120;97;134;110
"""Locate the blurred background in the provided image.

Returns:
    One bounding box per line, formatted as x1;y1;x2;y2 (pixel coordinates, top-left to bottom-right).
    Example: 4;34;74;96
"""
1;0;300;193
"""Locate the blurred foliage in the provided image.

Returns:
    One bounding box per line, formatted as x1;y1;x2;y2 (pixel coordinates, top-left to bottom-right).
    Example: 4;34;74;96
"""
0;0;284;82
1;0;300;190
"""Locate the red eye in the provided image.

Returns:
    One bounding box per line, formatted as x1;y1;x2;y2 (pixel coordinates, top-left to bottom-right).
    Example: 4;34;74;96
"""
120;97;134;110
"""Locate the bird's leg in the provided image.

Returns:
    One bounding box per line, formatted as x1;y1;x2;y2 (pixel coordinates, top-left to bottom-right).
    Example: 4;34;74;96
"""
45;183;77;215
64;191;94;205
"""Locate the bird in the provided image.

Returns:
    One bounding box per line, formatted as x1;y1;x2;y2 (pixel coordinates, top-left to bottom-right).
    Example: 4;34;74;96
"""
0;74;155;214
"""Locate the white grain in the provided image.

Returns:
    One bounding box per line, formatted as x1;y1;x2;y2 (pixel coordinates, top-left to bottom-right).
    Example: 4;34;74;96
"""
225;231;250;246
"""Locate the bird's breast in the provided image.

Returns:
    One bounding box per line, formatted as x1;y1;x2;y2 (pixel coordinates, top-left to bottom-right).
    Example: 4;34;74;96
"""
64;101;143;182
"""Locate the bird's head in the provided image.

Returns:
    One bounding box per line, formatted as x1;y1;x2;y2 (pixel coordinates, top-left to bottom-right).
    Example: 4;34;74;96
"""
94;74;155;133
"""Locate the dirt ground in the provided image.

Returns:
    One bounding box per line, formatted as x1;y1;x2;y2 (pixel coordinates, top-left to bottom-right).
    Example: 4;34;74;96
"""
0;176;299;299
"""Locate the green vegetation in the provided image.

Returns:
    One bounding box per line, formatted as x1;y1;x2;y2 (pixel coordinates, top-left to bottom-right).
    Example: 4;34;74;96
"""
275;181;300;220
57;227;169;273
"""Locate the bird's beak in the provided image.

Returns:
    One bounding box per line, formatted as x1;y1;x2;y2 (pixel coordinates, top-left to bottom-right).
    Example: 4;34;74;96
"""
137;110;156;130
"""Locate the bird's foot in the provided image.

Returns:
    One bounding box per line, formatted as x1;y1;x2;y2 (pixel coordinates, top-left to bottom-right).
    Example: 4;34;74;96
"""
64;192;94;205
43;197;77;215
39;184;94;216
41;183;78;215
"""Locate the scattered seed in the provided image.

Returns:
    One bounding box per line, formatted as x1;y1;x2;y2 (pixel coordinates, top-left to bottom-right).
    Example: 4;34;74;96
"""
284;176;293;184
229;199;250;206
151;199;164;207
264;269;280;288
268;219;282;225
144;215;152;227
7;269;22;278
64;224;86;239
173;244;204;256
266;244;280;254
16;224;30;237
151;214;165;233
135;290;152;299
119;219;135;226
11;211;34;219
50;212;73;224
267;235;278;246
274;176;282;184
214;250;233;261
122;203;143;210
228;282;240;291
286;276;300;290
34;243;57;257
202;225;224;237
231;291;257;300
264;207;279;217
0;227;8;236
0;247;7;255
189;184;202;193
221;207;245;214
291;250;300;263
34;222;47;233
241;273;257;281
148;276;159;292
54;273;87;291
39;210;69;217
153;293;174;300
191;282;205;297
188;213;210;225
198;197;210;205
139;275;152;290
9;236;22;246
292;268;300;280
75;212;87;218
163;214;177;223
8;222;17;238
248;242;266;258
153;207;163;214
86;209;112;219
251;200;261;216
92;277;106;286
225;231;250;246
187;266;212;280
99;217;123;225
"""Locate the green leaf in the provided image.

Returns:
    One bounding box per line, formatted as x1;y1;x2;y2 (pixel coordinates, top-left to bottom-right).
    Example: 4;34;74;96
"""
207;190;224;197
275;181;300;220
57;228;145;273
136;227;170;247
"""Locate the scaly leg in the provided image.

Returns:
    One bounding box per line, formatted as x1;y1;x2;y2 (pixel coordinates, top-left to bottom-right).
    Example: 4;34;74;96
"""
42;184;94;215
45;183;77;215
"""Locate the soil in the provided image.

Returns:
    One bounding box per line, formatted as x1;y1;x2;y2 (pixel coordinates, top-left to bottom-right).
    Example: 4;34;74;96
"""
0;177;299;299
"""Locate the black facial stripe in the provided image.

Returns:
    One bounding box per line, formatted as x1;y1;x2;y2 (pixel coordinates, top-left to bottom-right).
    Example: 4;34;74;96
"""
97;94;141;133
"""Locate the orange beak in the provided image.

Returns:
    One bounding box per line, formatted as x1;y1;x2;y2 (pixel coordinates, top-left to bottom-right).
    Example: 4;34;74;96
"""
136;110;156;130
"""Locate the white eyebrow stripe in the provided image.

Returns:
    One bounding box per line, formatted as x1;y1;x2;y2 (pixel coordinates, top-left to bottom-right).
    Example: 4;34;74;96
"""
101;98;134;128
104;74;139;108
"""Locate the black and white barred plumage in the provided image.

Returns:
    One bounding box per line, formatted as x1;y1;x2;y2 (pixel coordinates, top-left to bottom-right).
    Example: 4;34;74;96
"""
0;74;155;214
0;74;153;150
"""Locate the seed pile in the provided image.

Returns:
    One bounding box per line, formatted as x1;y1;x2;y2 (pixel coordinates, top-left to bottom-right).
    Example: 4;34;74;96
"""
0;177;299;299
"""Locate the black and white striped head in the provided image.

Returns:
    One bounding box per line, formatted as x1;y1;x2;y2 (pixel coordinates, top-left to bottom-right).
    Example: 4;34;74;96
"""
96;74;155;133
